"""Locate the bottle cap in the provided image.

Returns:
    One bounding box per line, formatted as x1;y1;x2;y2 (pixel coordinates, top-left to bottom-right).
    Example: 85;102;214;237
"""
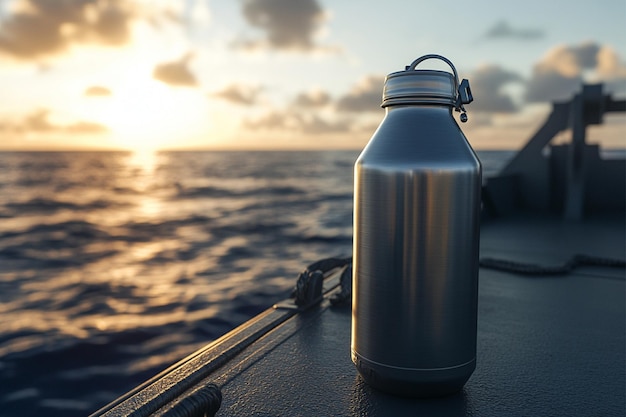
382;54;473;121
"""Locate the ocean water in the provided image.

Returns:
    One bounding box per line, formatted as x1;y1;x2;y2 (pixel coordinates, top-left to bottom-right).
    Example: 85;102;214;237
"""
0;150;513;416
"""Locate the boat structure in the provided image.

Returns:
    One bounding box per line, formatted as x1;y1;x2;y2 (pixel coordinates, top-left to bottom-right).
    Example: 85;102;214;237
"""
90;84;625;417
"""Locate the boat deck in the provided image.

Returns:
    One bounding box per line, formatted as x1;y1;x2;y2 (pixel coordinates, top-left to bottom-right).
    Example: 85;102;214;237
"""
93;213;625;416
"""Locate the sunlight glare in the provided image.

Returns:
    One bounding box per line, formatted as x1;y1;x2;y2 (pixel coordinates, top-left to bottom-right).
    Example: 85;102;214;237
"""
86;72;209;151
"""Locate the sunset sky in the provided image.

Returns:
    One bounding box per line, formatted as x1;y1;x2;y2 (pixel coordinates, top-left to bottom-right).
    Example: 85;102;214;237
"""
0;0;625;151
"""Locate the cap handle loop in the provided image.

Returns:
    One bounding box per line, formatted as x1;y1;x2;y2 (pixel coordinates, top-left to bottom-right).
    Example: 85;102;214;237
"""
406;54;472;122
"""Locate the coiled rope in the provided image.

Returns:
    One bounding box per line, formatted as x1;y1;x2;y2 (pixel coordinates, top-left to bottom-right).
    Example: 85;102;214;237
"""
293;257;351;307
479;254;626;276
161;384;222;417
302;253;625;308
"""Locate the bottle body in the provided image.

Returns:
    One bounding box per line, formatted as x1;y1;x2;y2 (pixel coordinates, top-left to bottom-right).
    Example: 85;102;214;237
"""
351;105;481;397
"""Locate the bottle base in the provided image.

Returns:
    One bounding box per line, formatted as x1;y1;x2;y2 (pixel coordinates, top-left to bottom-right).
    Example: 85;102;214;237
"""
352;350;475;398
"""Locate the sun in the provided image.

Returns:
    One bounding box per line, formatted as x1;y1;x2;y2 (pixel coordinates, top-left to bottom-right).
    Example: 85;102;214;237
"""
83;72;209;151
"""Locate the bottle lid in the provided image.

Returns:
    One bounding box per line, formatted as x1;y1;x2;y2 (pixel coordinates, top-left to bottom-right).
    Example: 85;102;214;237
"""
382;69;456;107
382;54;473;121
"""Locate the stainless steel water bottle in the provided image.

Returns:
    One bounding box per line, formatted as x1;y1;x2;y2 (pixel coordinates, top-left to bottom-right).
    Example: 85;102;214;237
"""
351;54;481;398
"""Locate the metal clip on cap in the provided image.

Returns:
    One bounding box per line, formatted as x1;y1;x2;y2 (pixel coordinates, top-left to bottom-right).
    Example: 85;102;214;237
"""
405;54;473;123
457;79;473;122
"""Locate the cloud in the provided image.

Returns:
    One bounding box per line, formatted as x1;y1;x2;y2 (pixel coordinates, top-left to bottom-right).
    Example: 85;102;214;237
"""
0;0;135;60
336;75;385;113
296;114;351;134
64;120;110;134
243;110;293;130
243;109;351;134
238;0;329;51
469;65;523;113
596;46;626;96
153;54;198;87
243;76;384;137
23;109;57;132
0;109;108;134
526;42;608;103
484;20;544;41
83;2;133;45
292;89;331;107
525;71;580;103
213;84;262;105
84;85;112;96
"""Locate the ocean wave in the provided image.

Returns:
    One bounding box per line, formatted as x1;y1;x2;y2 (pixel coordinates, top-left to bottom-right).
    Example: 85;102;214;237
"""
2;197;127;216
173;183;307;199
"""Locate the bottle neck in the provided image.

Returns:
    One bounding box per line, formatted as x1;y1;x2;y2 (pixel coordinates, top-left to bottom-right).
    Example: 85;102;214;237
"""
385;104;453;114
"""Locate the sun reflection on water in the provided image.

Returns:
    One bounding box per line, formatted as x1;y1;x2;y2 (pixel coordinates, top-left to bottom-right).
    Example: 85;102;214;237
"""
127;149;159;174
125;149;165;219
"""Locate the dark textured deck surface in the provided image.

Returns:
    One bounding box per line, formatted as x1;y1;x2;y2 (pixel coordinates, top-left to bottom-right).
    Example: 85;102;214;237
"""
95;213;625;416
213;213;625;416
